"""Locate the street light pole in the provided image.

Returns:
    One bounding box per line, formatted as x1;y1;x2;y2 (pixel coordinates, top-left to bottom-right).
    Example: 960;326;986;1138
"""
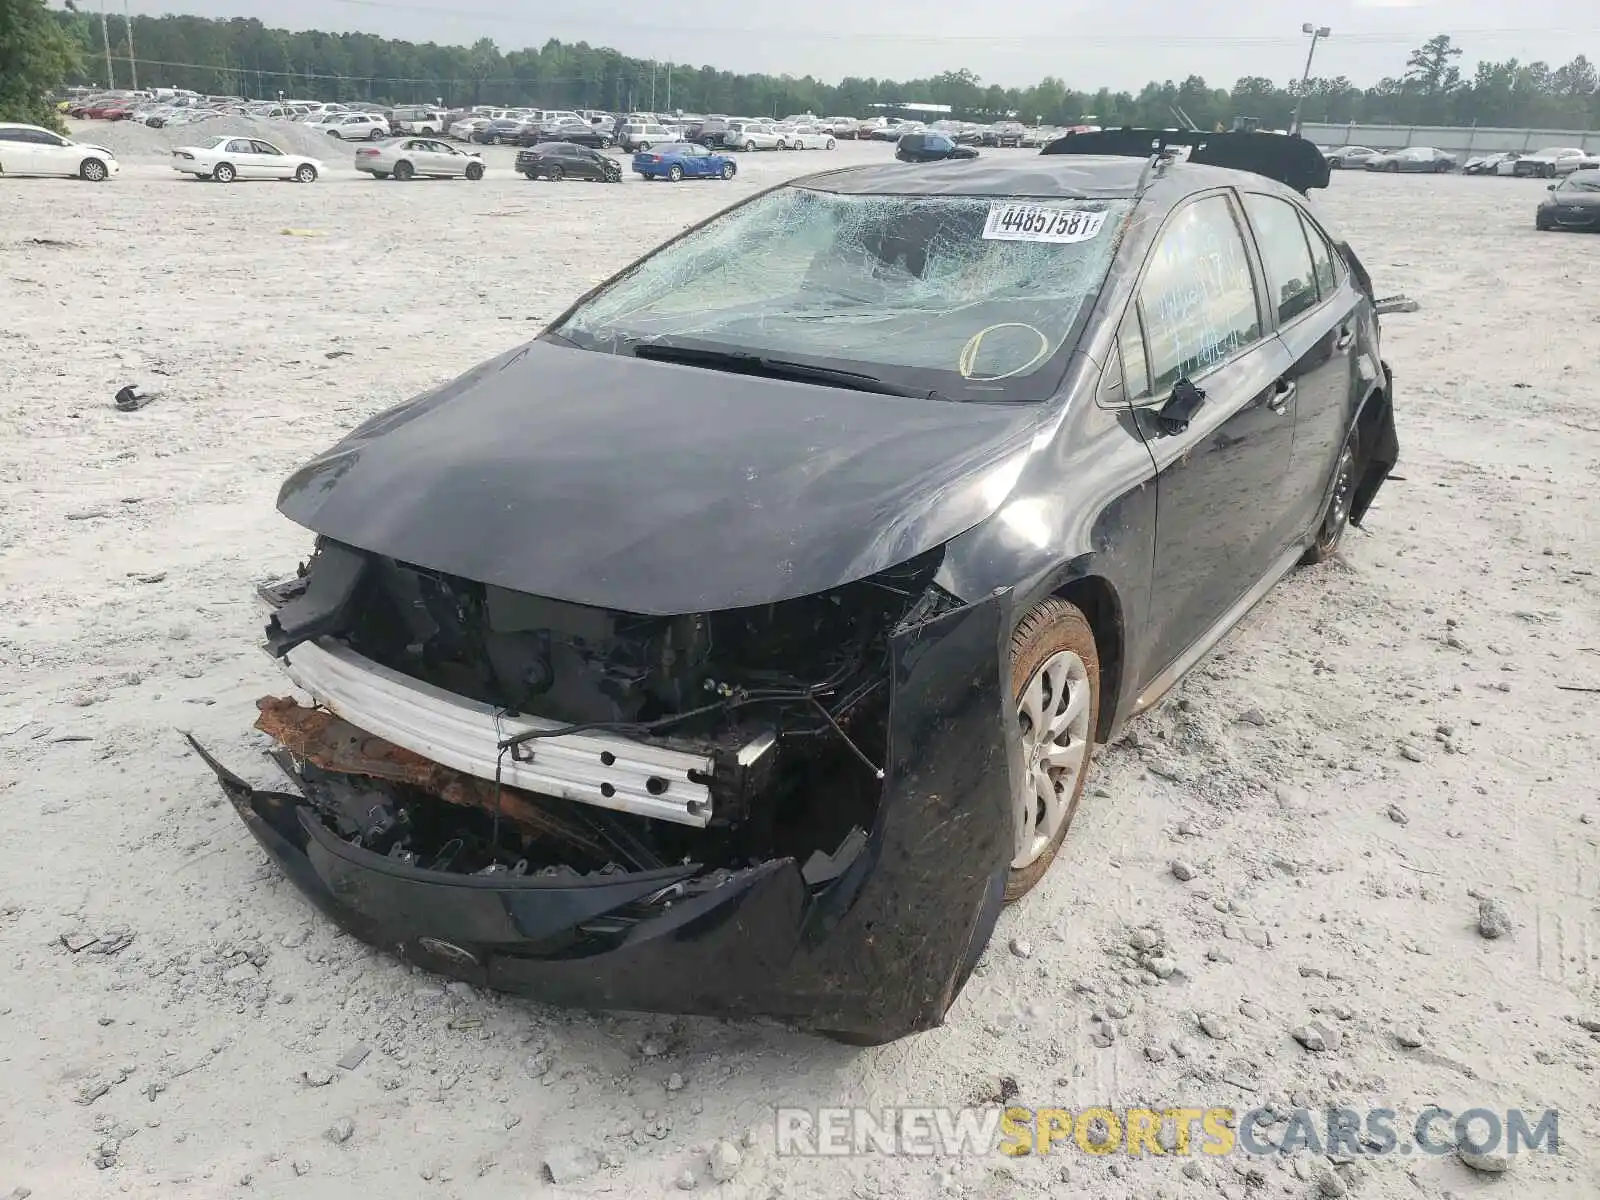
1290;23;1331;136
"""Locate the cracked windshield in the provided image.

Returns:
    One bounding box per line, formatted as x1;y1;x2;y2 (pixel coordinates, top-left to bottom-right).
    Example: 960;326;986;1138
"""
555;188;1132;401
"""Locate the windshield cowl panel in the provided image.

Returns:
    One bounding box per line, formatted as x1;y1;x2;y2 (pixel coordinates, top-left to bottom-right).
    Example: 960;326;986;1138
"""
552;187;1133;404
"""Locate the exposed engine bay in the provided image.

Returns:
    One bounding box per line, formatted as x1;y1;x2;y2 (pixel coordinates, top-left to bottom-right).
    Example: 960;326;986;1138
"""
254;537;960;885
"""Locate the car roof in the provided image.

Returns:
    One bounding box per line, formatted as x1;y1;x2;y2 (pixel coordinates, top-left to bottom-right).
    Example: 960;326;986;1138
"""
795;154;1162;199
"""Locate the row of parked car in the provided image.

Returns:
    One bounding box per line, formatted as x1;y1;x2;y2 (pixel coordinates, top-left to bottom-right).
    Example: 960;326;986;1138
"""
1322;142;1600;177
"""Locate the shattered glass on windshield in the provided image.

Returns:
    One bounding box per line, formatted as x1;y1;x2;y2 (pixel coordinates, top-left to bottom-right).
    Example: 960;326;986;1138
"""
555;187;1133;401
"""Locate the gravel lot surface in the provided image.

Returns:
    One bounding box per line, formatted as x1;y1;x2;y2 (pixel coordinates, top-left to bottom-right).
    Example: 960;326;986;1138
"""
2;136;1598;1199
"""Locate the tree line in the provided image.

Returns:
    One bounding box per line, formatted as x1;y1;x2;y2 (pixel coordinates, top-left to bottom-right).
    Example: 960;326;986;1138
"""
6;0;1599;133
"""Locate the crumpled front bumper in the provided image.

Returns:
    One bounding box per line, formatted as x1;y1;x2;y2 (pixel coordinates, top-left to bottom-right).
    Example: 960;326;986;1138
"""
191;592;1015;1042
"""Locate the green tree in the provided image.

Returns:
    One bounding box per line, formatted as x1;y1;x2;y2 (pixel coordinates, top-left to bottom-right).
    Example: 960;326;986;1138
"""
0;0;80;128
1404;34;1464;94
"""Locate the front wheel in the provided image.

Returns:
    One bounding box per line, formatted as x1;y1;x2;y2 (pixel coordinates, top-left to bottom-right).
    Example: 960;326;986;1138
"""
744;140;756;152
464;162;484;180
638;141;651;151
368;128;385;141
1006;599;1100;902
79;157;108;182
1301;425;1361;565
294;163;317;183
393;161;414;181
719;163;735;180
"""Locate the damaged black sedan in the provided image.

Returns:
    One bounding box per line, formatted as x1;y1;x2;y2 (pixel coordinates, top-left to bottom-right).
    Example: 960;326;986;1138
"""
193;131;1399;1044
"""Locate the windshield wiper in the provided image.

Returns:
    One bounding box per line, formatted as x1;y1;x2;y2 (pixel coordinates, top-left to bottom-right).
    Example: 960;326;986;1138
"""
629;342;949;401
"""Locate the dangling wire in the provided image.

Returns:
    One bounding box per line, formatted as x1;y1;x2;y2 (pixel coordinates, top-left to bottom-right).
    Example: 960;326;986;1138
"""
491;708;509;855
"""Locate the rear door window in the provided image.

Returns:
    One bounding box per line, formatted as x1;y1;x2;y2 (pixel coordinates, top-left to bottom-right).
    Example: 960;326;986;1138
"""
1136;192;1263;391
1299;213;1342;299
1242;192;1319;324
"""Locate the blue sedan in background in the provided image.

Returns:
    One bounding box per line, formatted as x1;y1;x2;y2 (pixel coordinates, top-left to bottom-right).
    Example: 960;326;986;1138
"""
632;142;738;181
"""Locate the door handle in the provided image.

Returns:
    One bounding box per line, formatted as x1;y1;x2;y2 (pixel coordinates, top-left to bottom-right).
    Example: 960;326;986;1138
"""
1267;380;1296;414
1335;326;1355;351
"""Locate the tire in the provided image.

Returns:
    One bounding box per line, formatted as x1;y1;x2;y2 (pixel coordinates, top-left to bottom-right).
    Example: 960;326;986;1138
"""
372;171;390;180
549;164;564;182
393;161;414;181
777;139;790;150
745;140;756;152
1301;424;1362;565
212;162;236;183
294;163;317;183
667;164;683;182
1536;217;1552;231
79;157;108;182
1004;599;1100;902
326;129;341;138
1387;162;1400;173
826;139;835;150
638;141;651;151
602;137;614;148
522;170;537;180
720;163;735;180
464;162;484;180
368;128;385;141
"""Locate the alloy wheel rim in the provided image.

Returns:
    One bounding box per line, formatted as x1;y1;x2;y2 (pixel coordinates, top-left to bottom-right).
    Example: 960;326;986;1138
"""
1012;649;1092;869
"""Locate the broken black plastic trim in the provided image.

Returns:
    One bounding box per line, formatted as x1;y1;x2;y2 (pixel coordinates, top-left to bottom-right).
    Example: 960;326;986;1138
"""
263;539;367;658
1042;128;1331;194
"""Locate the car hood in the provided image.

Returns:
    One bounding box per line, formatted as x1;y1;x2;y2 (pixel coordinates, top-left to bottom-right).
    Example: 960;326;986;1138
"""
1545;190;1600;206
276;339;1043;614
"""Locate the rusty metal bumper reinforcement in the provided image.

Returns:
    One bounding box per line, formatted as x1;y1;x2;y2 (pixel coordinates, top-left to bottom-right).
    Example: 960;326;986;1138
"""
279;637;724;827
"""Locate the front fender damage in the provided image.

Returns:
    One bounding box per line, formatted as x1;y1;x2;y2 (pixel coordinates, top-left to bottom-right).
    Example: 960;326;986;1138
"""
189;588;1014;1042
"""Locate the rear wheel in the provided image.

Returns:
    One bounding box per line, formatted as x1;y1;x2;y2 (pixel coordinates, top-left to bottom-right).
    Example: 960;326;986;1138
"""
1005;599;1099;902
826;138;836;150
212;162;236;183
1302;424;1361;564
367;127;385;141
464;162;484;180
549;164;565;181
668;164;683;182
393;160;414;181
79;157;108;182
638;141;651;151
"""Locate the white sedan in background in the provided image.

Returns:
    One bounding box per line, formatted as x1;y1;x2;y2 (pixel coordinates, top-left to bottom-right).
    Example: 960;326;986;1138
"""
0;123;119;181
781;124;837;149
170;136;323;183
449;116;491;141
355;138;486;180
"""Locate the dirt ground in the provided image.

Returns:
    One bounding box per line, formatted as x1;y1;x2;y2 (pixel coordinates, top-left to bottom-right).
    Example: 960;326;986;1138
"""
1;135;1597;1200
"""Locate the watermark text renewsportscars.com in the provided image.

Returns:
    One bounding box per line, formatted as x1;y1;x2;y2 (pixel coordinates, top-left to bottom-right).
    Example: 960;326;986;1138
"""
774;1105;1560;1159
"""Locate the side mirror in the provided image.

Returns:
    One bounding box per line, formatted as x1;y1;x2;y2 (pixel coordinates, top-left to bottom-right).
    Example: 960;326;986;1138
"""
1548;183;1557;191
1157;378;1205;434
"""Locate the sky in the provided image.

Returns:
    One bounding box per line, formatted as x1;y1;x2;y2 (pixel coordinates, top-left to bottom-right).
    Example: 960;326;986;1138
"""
115;0;1599;92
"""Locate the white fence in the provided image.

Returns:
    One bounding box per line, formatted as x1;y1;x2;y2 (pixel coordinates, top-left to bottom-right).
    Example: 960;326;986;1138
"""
1301;122;1600;155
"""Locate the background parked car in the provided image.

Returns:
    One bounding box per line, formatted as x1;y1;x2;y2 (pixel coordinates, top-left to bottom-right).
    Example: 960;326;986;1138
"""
515;141;622;182
0;122;119;181
1325;145;1380;169
617;121;675;151
324;112;390;141
524;119;614;149
356;138;485;181
895;132;979;163
170;135;322;182
1462;151;1519;176
1366;147;1456;173
782;124;836;150
723;120;782;151
1512;147;1600;178
474;117;530;145
390;107;447;135
449;116;492;141
633;142;737;181
1536;169;1600;231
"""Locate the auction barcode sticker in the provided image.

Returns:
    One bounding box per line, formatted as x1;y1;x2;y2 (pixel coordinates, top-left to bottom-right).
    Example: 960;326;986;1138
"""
982;204;1108;243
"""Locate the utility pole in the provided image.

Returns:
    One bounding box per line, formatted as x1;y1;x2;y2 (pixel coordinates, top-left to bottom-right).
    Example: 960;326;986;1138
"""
650;61;656;111
666;63;672;112
1290;22;1331;136
99;0;113;89
123;0;137;90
